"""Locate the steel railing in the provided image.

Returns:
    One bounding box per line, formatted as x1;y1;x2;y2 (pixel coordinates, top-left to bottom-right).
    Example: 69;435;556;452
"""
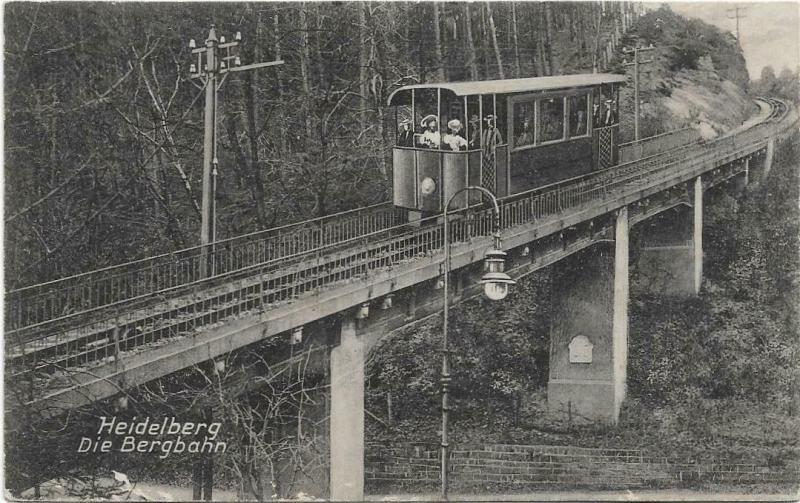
5;202;406;334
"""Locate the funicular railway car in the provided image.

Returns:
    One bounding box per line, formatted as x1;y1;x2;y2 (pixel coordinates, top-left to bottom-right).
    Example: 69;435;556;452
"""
388;73;626;213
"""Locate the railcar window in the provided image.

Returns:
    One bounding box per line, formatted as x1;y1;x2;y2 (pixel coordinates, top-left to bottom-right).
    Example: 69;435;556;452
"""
513;100;535;148
569;94;589;137
414;88;440;149
539;97;565;143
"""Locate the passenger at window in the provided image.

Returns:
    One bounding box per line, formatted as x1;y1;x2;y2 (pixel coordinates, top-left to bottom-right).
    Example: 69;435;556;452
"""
540;99;564;141
574;109;586;136
418;114;441;148
397;119;414;147
468;114;481;149
516;118;533;145
443;119;468;151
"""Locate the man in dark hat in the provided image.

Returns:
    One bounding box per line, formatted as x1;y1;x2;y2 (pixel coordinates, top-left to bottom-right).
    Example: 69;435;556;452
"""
397;118;414;147
603;99;617;126
481;115;503;147
468;114;481;149
593;101;603;128
481;115;503;190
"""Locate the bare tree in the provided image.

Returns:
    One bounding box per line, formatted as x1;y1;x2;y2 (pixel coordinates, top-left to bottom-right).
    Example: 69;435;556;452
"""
433;2;446;81
511;3;522;78
485;2;505;79
463;4;480;80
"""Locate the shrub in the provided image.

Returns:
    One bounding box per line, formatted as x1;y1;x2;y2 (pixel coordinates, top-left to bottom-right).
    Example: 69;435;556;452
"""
667;37;706;71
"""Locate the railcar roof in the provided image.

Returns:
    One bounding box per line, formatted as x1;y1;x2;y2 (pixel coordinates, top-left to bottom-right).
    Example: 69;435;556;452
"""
388;73;627;105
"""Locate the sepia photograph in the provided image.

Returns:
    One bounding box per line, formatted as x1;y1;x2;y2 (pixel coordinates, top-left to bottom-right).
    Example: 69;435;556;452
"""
3;1;799;501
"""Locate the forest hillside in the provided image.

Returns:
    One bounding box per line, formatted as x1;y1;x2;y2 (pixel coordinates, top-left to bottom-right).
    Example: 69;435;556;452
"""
4;2;758;290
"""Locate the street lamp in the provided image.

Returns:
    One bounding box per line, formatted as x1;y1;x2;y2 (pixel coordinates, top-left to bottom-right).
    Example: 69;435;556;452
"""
440;186;515;500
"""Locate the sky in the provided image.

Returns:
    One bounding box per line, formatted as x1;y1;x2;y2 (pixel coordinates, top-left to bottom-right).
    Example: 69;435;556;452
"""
663;1;799;80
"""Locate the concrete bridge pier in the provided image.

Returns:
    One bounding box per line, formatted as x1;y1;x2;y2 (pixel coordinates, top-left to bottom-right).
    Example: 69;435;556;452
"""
329;316;365;501
635;176;703;296
763;138;776;178
547;207;629;424
734;158;750;193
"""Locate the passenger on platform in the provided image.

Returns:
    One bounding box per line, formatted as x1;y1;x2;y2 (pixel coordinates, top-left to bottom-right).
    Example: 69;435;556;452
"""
418;114;441;148
443;119;468;151
481;115;503;180
468;114;481;149
593;101;603;128
397;118;414;147
603;99;617;126
481;115;503;146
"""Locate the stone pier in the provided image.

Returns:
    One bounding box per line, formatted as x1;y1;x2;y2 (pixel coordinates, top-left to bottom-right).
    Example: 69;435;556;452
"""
329;317;365;501
547;207;629;424
636;176;703;296
763;138;775;178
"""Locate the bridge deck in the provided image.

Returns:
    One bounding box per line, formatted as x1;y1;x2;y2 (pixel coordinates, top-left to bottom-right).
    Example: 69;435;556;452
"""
5;98;795;418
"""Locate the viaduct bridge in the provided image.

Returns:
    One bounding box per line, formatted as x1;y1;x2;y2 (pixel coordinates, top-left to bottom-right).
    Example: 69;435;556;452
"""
4;97;797;499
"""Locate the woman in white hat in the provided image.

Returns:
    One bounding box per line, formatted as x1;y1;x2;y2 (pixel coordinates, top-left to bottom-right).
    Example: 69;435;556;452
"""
418;114;440;148
443;119;468;151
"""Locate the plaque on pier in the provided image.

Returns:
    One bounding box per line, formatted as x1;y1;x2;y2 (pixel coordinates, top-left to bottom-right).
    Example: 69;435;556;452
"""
569;335;593;364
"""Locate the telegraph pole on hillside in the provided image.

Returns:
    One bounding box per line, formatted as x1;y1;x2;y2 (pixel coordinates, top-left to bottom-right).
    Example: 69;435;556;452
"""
185;24;283;502
188;25;284;278
623;44;655;141
726;6;747;42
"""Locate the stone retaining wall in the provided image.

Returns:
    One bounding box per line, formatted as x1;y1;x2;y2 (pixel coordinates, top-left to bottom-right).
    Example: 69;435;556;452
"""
366;442;799;493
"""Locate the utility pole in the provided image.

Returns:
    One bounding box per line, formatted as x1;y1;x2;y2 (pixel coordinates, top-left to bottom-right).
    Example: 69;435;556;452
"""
622;43;654;141
726;6;747;42
188;25;284;278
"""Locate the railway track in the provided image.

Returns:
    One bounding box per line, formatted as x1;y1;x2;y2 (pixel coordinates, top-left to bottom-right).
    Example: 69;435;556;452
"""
5;98;795;404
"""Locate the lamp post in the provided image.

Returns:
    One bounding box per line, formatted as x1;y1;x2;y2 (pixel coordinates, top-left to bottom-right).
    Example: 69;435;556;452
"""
440;186;515;500
188;25;284;277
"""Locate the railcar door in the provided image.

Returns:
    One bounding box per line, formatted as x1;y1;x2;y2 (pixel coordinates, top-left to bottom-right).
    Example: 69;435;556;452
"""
592;84;620;169
477;94;509;197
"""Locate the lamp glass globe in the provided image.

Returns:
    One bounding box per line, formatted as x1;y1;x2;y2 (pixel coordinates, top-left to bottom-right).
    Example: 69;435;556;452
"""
483;281;508;301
